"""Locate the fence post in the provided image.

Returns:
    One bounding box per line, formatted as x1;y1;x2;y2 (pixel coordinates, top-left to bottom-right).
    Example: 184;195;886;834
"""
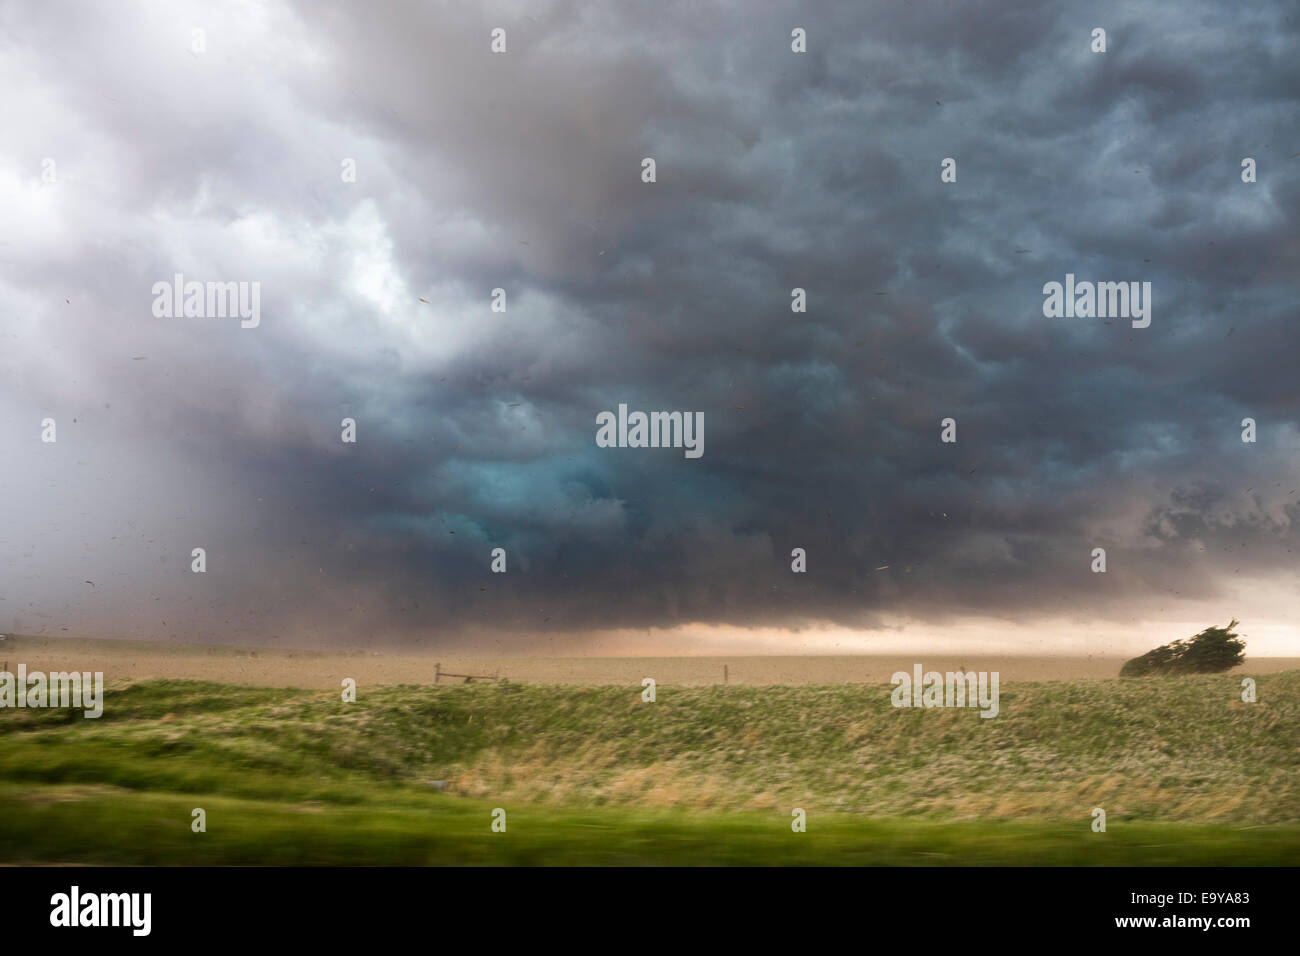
434;662;440;684
724;664;728;684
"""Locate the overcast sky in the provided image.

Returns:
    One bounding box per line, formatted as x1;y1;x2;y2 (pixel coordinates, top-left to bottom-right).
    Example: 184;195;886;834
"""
1;1;1297;655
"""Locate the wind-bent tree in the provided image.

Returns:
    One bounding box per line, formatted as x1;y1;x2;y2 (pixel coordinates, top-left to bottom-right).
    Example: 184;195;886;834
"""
1120;619;1246;677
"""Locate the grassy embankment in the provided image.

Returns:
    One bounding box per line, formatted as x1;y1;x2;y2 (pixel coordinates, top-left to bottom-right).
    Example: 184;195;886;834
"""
0;671;1296;864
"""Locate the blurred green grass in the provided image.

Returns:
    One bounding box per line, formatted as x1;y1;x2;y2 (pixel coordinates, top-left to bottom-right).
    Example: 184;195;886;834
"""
3;781;1297;865
0;672;1296;864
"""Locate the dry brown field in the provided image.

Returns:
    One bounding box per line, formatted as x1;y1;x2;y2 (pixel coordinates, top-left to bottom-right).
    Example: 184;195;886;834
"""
1;633;1294;688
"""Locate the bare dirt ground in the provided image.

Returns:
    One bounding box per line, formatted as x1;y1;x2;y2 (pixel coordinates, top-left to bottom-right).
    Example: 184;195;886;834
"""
1;634;1295;688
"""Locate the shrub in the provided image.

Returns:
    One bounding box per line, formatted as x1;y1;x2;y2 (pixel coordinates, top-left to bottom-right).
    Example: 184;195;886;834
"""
1120;619;1246;677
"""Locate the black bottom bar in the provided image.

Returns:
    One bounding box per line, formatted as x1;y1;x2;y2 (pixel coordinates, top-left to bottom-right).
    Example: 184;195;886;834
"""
0;866;1286;942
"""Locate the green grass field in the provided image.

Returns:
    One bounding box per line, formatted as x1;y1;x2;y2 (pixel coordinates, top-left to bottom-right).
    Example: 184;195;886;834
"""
0;672;1296;865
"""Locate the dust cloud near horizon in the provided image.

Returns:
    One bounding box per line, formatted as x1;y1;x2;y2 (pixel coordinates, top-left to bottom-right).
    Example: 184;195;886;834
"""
2;634;1296;690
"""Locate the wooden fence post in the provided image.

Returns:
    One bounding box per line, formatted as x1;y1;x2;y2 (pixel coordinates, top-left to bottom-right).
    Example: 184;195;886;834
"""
434;662;440;684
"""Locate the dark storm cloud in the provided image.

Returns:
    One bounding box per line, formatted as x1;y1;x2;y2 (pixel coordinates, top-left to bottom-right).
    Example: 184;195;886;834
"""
1;0;1296;647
